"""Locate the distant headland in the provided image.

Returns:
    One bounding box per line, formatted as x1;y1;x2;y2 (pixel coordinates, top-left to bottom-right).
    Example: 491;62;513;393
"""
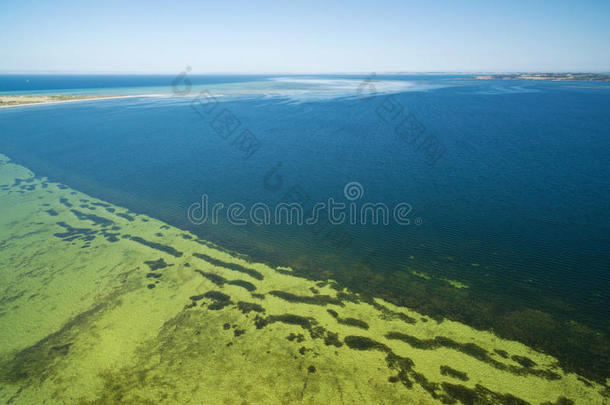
472;73;610;82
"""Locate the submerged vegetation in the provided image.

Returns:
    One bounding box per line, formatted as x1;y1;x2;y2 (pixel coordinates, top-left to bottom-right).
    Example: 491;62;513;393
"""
282;254;610;384
0;155;607;404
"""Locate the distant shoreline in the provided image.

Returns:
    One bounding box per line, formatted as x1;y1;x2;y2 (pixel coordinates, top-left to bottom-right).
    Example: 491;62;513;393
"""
471;73;610;82
0;94;164;109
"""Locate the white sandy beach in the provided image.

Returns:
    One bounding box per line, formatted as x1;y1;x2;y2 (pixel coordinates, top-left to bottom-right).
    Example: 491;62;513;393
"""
0;94;165;109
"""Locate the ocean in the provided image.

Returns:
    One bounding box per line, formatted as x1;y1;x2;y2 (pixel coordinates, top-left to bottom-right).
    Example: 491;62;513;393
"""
0;74;608;403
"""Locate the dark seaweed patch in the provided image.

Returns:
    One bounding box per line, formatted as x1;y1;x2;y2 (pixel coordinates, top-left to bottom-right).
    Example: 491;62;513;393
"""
55;219;118;243
46;209;58;216
495;349;509;358
290;250;610;384
268;314;312;328
237;301;264;314
203;291;231;301
54;222;97;243
326;309;368;329
342;343;442;398
440;365;469;381
336;291;361;303
116;213;135;222
338;317;369;329
385;352;418;391
125;236;183;257
59;198;73;208
0;302;108;385
193;252;263;280
441;382;531;405
344;335;389;351
49;343;72;355
386;332;560;380
146;273;162;279
195;270;227;287
253;312;343;348
100;229;120;242
208;301;231;310
268;290;343;306
370;301;416;324
255;314;312;329
323;331;343;347
91;202;111;208
70;209;113;227
144;258;168;271
287;333;305;343
511;355;536;368
541;397;575;405
202;291;232;310
227;279;256;291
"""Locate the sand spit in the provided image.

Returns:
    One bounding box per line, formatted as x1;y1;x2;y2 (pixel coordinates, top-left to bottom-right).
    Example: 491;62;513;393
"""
0;94;164;109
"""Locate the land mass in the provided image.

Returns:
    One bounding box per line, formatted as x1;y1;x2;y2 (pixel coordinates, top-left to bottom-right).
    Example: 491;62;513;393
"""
0;94;156;108
472;73;610;82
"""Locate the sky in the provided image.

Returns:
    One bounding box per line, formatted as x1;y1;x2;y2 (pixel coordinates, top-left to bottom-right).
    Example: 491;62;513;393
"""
1;0;609;74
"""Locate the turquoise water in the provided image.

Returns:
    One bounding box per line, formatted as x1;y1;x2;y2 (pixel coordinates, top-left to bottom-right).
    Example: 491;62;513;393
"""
0;74;609;381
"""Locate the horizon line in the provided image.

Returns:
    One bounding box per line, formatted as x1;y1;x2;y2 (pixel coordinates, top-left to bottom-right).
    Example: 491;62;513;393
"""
1;70;609;76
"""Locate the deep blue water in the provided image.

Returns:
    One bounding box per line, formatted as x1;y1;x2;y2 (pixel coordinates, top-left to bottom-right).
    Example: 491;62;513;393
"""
1;75;609;344
0;74;270;94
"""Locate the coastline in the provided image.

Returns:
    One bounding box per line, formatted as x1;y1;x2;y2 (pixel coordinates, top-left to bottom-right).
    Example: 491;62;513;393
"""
0;94;165;109
0;152;606;404
471;73;610;82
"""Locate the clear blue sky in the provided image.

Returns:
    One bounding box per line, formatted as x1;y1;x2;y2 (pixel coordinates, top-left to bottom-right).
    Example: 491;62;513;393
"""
1;0;609;73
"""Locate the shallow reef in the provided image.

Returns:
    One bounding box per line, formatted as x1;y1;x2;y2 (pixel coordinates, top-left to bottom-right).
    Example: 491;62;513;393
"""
0;154;607;404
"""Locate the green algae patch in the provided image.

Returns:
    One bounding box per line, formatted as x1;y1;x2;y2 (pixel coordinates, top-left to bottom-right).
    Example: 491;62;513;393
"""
441;278;470;289
0;153;607;405
410;270;432;280
409;270;469;289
